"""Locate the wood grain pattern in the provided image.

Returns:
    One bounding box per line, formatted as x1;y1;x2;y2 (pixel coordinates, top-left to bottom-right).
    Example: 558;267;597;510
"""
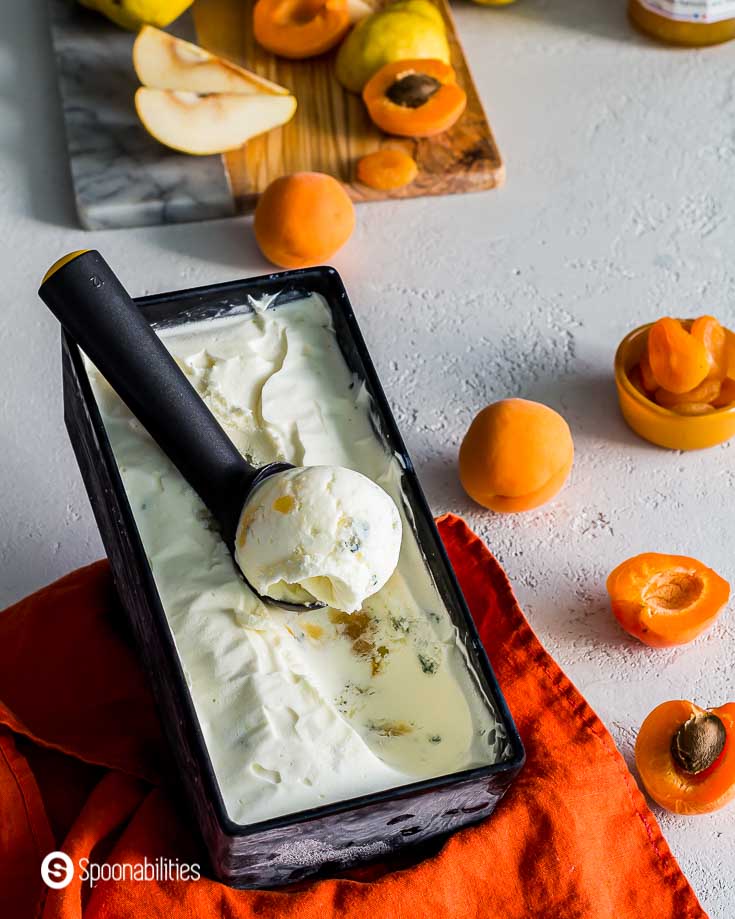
192;0;504;211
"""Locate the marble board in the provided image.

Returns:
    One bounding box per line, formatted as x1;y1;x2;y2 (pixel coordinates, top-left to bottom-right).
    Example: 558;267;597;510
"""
48;0;503;230
48;0;235;229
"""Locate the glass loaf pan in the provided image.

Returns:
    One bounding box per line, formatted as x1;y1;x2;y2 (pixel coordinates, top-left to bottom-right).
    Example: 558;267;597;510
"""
61;266;525;888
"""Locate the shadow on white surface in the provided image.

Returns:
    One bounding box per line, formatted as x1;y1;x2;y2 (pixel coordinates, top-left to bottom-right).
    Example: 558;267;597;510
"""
152;215;270;276
552;371;646;449
414;449;475;515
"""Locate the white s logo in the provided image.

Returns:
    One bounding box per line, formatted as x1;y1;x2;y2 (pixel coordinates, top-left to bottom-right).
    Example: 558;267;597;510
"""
41;851;74;889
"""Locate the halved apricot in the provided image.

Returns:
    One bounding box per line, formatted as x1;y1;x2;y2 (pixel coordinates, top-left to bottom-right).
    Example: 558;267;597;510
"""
647;317;710;394
636;700;735;815
362;59;466;138
606;552;730;647
253;0;350;59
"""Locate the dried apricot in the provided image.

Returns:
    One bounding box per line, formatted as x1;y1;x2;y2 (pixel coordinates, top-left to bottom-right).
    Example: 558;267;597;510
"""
647;317;710;394
726;328;735;380
654;378;721;408
356;148;418;190
670;402;716;416
691;315;727;381
712;378;735;408
639;352;658;392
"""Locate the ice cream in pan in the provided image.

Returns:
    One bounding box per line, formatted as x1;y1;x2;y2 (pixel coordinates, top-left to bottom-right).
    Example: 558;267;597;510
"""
46;254;507;825
39;251;402;614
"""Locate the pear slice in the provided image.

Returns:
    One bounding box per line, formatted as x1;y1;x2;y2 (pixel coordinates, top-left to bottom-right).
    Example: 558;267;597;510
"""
347;0;377;22
135;88;297;155
133;26;290;96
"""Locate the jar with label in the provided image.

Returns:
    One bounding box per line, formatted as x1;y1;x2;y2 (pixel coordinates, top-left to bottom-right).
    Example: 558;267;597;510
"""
629;1;735;44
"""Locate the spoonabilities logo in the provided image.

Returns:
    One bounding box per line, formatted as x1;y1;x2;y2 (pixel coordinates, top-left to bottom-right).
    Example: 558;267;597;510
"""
41;851;74;889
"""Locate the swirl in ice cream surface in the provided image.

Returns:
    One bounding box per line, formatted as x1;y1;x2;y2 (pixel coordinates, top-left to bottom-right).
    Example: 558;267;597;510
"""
236;465;402;612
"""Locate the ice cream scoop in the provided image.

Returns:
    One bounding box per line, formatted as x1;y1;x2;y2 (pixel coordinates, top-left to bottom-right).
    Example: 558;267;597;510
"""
39;250;402;612
236;465;402;612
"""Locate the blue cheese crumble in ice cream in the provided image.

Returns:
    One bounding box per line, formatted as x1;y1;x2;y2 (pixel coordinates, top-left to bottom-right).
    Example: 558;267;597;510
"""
86;293;507;825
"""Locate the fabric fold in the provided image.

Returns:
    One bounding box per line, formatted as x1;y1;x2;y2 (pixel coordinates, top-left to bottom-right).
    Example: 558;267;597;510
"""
0;516;707;919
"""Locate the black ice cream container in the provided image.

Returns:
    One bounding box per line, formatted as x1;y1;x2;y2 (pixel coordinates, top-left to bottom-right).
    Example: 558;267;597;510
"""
61;265;524;888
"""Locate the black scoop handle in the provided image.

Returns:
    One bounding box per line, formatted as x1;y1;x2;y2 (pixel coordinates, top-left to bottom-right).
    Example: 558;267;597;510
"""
39;250;253;541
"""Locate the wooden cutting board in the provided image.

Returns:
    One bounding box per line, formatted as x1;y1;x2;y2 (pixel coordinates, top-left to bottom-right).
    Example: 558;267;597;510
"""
49;0;503;229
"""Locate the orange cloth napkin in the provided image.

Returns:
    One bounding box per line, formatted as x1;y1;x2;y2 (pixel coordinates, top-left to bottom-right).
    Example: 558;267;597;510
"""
0;515;707;919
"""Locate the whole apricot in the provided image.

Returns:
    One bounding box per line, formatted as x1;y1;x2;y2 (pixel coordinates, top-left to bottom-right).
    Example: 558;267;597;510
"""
459;398;574;512
254;172;355;269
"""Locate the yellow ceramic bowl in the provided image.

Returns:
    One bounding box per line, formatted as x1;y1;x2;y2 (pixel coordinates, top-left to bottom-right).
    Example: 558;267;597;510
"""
614;321;735;450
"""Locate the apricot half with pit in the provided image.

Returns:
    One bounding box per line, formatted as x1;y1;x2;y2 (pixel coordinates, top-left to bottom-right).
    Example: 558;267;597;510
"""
459;398;574;513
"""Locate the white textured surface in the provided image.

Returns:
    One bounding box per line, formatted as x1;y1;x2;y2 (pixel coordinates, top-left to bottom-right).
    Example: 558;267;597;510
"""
1;0;733;913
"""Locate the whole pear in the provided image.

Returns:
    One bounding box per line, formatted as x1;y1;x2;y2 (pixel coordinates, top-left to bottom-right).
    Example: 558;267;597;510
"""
336;6;450;94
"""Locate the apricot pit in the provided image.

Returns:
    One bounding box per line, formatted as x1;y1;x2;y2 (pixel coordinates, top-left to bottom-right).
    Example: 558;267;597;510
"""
671;711;726;775
636;700;735;814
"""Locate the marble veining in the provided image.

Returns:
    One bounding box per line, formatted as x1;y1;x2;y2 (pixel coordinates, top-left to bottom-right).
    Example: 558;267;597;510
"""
48;0;235;229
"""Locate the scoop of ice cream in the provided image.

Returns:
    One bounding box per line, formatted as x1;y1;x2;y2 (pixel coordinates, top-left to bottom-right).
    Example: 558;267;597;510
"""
235;465;402;612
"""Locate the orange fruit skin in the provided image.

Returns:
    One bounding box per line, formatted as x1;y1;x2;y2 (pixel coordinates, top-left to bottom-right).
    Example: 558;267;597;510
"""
726;328;735;379
606;552;730;647
712;377;735;407
356;148;418;191
639;352;658;392
691;315;727;381
254;172;355;269
635;700;735;815
362;59;467;138
253;0;350;59
647;317;710;394
654;378;721;408
458;398;574;513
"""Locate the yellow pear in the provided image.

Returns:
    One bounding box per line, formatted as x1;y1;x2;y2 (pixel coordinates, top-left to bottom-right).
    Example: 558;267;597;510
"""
135;88;297;155
78;0;195;30
133;26;290;96
388;0;445;30
335;6;450;93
